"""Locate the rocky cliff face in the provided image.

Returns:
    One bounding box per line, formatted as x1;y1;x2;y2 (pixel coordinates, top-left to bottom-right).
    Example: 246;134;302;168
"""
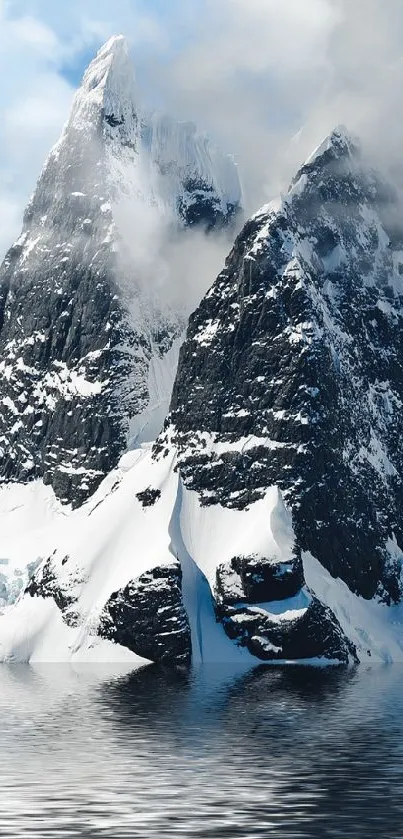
0;36;241;507
164;127;403;609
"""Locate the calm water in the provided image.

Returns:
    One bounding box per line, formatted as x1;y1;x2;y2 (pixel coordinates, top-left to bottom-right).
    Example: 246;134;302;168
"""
0;663;402;838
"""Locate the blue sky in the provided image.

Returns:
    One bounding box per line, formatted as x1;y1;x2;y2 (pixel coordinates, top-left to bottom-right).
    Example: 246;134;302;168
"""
0;0;189;254
0;0;401;258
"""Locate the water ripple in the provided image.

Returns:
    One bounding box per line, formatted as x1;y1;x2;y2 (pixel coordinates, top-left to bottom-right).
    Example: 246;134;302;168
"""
0;664;402;838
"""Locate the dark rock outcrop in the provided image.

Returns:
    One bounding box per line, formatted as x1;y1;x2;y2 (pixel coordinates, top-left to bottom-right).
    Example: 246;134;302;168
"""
219;596;355;663
26;554;82;627
99;562;191;666
216;555;304;605
136;487;162;507
214;552;355;662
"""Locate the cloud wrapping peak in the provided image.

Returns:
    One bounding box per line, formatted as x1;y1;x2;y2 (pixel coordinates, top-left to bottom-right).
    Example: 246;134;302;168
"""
1;0;403;258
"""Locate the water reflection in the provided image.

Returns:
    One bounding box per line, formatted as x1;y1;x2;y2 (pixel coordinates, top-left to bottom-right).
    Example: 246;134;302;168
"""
0;663;402;837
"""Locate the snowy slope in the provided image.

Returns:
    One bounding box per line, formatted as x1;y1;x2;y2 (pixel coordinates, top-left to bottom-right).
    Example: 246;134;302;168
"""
0;451;253;664
1;449;403;664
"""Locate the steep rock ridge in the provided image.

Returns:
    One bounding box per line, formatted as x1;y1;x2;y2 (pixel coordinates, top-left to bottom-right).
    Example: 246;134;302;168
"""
0;36;241;507
164;126;403;605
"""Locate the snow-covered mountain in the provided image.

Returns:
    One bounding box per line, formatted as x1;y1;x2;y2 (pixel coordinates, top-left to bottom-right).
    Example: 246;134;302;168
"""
168;126;403;600
1;124;403;666
0;35;241;507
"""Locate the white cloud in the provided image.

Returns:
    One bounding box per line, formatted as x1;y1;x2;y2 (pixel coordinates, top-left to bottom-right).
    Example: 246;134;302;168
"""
146;0;341;212
141;0;403;214
6;14;59;51
178;0;339;80
0;8;75;257
0;0;167;259
2;0;403;260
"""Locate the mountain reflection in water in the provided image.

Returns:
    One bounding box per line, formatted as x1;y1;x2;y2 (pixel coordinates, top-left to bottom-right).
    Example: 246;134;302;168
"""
0;663;402;838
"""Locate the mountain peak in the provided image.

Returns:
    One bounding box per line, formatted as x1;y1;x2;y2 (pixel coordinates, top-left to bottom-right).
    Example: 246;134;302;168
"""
286;125;361;199
80;34;134;94
0;33;242;507
303;124;359;169
100;34;129;54
67;34;137;133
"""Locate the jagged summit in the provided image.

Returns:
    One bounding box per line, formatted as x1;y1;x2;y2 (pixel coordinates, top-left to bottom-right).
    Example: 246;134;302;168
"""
287;124;362;199
82;34;132;88
66;34;138;138
304;125;358;166
99;34;129;55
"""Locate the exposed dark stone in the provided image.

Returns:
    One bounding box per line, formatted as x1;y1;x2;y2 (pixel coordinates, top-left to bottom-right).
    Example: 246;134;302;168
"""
214;551;354;663
136;487;162;507
219;597;356;663
104;113;125;127
99;562;192;666
26;555;81;627
178;176;240;232
216;555;304;605
0;229;153;506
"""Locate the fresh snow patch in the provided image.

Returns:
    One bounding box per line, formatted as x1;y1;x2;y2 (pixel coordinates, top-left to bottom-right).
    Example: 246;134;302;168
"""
304;552;403;663
177;482;295;591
